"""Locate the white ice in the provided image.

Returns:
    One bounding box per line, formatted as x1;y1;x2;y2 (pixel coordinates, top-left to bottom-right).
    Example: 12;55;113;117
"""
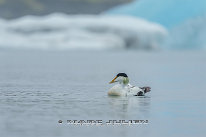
0;13;167;50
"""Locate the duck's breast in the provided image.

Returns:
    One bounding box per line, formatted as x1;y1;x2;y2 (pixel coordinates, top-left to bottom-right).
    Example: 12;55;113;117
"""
108;84;126;96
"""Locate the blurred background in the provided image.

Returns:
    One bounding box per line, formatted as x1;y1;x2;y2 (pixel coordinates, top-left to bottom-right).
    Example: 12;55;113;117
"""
0;0;206;137
0;0;206;50
0;0;132;19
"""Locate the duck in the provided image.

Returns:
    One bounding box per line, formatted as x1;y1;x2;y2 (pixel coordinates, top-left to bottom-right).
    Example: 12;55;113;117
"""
108;73;151;96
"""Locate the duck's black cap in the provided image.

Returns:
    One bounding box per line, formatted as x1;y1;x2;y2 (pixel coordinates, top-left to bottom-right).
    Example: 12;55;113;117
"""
117;73;128;77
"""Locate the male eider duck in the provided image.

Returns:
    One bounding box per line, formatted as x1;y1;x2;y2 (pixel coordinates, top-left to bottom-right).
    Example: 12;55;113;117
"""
108;73;151;96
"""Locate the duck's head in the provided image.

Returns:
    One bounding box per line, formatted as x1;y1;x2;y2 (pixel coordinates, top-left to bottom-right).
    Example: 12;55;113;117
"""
109;73;129;85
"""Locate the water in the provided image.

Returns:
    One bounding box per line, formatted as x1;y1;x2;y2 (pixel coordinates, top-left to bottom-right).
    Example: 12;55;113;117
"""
0;50;206;137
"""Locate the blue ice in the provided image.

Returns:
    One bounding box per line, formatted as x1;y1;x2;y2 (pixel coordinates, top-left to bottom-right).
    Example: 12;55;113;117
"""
107;0;206;29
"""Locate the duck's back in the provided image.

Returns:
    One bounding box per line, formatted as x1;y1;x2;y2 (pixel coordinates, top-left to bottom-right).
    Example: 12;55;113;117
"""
128;85;142;95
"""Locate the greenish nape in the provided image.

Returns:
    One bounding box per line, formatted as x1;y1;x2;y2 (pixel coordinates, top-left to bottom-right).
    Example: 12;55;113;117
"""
123;77;129;85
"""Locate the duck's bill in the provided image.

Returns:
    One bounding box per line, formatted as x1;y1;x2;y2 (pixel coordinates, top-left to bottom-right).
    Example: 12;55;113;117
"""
109;76;117;84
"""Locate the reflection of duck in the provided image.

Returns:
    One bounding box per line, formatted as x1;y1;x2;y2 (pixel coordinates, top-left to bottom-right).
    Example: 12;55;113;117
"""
107;95;151;118
108;73;151;96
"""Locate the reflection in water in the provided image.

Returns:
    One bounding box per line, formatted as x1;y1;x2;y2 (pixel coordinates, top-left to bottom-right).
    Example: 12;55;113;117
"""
107;96;151;119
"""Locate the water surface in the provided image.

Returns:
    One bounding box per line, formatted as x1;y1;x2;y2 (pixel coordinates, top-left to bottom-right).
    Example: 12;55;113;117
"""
0;50;205;137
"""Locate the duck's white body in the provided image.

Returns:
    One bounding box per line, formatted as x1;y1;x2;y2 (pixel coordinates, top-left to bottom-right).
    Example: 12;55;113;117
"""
108;83;143;96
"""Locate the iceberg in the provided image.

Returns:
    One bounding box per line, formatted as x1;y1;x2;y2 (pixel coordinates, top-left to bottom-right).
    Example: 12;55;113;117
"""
107;0;206;28
107;0;206;50
0;13;167;50
167;17;206;50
